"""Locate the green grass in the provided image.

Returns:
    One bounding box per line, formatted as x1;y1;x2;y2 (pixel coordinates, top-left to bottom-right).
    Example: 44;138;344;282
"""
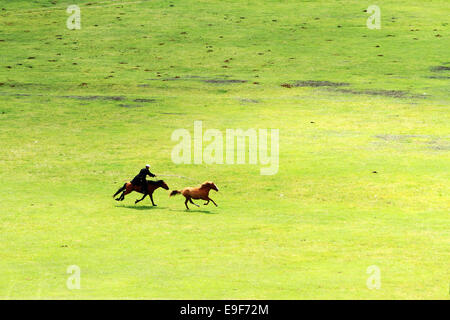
0;0;448;299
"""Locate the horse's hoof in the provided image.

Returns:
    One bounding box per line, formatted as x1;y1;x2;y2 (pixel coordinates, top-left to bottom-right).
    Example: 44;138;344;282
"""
153;204;157;206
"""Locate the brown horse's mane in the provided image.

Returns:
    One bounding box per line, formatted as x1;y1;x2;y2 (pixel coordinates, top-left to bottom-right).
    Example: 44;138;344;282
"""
147;180;164;185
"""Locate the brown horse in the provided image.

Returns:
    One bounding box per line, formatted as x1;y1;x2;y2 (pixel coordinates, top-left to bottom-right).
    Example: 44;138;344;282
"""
170;181;219;210
113;180;169;206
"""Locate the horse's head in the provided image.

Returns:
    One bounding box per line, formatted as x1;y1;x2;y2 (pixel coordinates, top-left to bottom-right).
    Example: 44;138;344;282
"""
201;181;219;192
150;180;169;190
158;180;169;190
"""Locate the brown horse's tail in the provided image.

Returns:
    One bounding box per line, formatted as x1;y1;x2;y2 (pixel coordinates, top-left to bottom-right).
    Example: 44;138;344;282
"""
169;190;181;197
113;183;127;198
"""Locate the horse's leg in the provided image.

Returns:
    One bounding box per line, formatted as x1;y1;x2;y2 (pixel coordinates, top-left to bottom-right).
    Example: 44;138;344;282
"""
184;197;190;210
204;200;209;205
189;198;200;207
120;189;131;201
208;197;218;207
135;193;146;204
116;191;125;201
149;193;156;206
115;191;124;201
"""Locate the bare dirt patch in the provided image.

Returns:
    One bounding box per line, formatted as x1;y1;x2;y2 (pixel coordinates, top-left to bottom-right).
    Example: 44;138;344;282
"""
336;88;416;98
133;98;156;103
281;80;350;88
60;95;126;101
118;104;143;108
14;93;32;97
146;75;208;81
239;98;259;104
281;80;422;99
376;134;431;141
144;75;247;84
427;75;450;79
203;79;247;84
375;134;450;151
430;65;450;72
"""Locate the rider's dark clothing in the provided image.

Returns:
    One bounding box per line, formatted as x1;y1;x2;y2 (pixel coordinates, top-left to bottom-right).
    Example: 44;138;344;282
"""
131;168;155;194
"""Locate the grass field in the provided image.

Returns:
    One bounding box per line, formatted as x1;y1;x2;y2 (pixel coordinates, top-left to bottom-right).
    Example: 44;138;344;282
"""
0;0;449;299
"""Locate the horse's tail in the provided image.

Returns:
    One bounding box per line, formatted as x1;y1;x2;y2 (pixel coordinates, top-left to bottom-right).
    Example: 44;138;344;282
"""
170;190;181;197
113;183;127;198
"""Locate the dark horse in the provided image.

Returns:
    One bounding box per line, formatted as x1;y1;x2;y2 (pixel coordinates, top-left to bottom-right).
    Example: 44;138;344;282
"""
113;180;169;206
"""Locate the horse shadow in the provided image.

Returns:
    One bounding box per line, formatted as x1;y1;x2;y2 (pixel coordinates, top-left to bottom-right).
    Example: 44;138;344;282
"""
116;205;162;210
188;209;216;214
115;205;218;214
168;208;218;214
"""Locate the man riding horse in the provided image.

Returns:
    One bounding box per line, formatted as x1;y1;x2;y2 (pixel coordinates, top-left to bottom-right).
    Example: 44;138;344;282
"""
131;164;156;195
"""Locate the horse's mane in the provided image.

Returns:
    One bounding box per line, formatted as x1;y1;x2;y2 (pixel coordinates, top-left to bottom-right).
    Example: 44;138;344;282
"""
148;180;164;185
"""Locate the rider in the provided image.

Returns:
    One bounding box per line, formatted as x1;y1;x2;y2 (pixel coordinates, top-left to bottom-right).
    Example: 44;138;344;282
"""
131;164;156;195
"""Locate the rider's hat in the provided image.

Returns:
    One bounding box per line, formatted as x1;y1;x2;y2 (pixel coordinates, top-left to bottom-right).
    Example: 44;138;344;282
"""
145;164;150;168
